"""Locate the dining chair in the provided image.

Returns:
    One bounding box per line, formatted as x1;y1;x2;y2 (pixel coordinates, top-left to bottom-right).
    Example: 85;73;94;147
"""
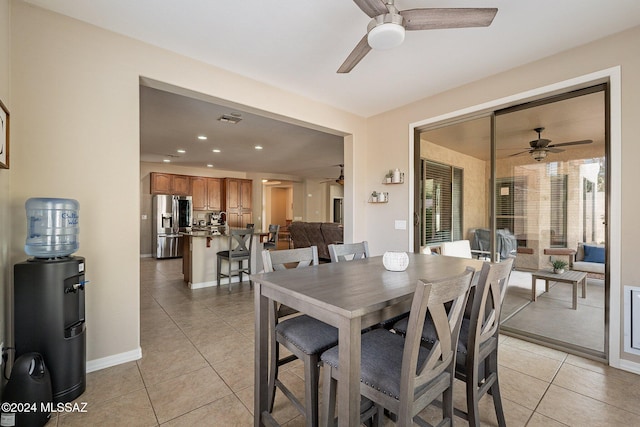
327;241;369;262
262;246;338;427
321;267;475;426
393;258;514;426
216;227;253;292
263;224;280;250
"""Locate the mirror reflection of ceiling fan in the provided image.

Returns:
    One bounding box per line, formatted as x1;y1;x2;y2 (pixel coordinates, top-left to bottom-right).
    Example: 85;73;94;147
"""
509;127;593;161
321;164;345;185
338;0;498;73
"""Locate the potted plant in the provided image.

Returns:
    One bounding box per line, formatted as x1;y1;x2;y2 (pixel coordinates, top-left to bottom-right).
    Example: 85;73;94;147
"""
551;259;568;274
371;191;378;202
385;170;393;183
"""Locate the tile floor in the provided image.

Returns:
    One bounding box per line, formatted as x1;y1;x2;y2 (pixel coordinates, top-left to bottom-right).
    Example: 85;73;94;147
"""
51;258;640;426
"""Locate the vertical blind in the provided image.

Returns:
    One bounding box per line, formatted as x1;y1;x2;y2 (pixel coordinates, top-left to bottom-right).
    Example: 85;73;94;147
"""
422;159;463;246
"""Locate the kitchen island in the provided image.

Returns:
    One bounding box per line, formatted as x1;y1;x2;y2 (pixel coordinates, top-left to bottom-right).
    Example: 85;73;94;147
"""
181;228;262;289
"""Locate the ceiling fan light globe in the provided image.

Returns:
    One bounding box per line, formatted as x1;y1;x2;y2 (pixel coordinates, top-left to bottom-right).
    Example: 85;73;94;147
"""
368;23;405;50
531;150;547;161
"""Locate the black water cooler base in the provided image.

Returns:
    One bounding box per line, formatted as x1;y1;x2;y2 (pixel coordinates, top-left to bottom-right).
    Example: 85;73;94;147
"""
13;256;87;404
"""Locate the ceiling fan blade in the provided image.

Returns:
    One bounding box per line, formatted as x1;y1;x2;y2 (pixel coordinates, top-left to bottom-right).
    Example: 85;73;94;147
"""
509;150;531;157
547;139;593;148
548;148;565;153
337;35;371;73
400;8;498;31
352;0;389;18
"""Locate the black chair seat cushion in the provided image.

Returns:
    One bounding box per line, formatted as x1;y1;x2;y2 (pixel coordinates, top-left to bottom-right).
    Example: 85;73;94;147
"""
216;250;249;258
393;316;470;368
276;315;338;355
321;328;429;400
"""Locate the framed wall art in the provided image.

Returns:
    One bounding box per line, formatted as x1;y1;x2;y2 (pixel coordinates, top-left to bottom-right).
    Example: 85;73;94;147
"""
0;98;8;169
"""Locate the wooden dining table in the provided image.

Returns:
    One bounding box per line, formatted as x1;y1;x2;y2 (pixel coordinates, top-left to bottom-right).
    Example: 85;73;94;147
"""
251;252;484;427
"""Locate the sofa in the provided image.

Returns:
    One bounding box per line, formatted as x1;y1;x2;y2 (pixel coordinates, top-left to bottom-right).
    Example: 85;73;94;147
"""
571;242;605;275
288;222;343;260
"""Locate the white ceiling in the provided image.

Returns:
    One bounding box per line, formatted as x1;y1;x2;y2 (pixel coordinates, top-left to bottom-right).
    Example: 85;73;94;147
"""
21;1;638;176
139;85;344;178
22;0;640;117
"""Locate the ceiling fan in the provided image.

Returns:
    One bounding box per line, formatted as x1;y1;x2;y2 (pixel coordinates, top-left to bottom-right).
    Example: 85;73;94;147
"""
509;127;593;162
321;164;345;185
338;0;498;73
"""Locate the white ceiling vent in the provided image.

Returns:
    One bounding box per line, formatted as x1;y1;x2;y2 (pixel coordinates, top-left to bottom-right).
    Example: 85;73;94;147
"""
218;113;242;124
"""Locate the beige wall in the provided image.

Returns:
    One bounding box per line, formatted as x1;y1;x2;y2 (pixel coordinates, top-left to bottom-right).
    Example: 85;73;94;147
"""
420;140;488;238
10;1;366;366
367;26;640;364
0;0;11;357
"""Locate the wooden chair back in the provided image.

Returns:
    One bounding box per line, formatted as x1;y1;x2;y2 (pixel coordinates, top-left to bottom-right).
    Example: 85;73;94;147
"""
397;267;474;424
262;246;319;273
327;241;369;262
228;228;253;257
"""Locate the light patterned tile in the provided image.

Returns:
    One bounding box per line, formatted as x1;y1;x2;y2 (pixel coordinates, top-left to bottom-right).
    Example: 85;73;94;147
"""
537;384;640;426
147;367;232;424
160;394;252;426
553;363;640;416
57;389;157;427
137;344;208;386
498;343;562;382
78;361;144;406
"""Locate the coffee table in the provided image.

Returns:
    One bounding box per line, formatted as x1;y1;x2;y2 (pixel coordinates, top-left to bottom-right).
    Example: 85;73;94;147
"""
531;269;588;310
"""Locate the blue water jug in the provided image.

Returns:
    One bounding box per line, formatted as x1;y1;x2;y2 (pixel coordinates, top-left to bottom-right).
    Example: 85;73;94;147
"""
25;198;79;258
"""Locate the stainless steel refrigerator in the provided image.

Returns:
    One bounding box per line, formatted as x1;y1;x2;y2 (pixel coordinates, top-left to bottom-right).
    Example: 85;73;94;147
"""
152;195;192;258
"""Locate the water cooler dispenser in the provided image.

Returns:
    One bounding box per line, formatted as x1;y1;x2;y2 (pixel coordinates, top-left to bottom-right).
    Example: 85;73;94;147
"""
12;198;87;404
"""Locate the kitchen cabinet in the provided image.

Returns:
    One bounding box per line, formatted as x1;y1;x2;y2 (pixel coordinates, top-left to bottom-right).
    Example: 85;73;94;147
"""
191;177;221;210
151;172;190;195
223;178;253;227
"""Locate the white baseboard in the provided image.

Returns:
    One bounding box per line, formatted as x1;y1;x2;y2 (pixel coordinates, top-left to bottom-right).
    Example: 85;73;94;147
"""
86;347;142;373
615;358;640;376
140;253;153;258
188;276;241;289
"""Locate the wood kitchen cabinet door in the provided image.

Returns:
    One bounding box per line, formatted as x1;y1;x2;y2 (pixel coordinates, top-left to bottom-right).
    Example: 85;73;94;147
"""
206;178;222;211
151;173;172;194
151;172;191;195
223;178;253;226
225;179;241;210
190;177;207;210
240;179;252;211
172;175;190;195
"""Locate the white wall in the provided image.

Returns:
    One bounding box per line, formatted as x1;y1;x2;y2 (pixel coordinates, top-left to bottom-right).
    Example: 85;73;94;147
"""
8;1;366;365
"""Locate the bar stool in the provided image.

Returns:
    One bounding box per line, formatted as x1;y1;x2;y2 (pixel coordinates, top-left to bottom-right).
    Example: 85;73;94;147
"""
216;227;253;292
263;224;280;250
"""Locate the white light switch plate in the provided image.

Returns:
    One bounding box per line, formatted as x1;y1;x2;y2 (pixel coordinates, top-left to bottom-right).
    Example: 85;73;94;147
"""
141;214;147;220
395;220;407;230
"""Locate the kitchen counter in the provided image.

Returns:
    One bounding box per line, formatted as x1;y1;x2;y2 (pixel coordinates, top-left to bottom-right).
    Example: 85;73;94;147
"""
181;230;262;289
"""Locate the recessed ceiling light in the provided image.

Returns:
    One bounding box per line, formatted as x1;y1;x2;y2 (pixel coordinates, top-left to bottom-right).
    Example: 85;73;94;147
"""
255;145;263;150
163;159;171;163
197;135;207;140
212;149;221;153
177;149;186;153
207;164;214;168
261;179;268;183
